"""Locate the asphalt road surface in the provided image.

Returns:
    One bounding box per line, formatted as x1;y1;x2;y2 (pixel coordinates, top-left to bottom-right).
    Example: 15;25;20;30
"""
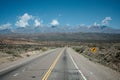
0;47;120;80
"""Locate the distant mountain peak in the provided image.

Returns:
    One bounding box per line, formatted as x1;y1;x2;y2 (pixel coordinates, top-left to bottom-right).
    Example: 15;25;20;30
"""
0;25;120;34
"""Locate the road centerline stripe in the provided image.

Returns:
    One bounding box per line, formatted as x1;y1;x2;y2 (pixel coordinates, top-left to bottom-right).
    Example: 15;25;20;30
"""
42;48;65;80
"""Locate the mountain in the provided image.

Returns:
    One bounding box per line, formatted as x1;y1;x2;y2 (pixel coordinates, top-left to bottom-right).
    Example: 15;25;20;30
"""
0;29;14;34
87;25;120;33
0;25;120;34
73;25;120;33
14;25;72;34
0;26;120;42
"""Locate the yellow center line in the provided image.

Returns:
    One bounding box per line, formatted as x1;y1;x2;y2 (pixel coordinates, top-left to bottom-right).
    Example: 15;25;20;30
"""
42;48;65;80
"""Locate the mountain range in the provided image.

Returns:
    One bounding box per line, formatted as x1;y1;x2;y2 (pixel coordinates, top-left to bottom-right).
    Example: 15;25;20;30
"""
0;25;120;34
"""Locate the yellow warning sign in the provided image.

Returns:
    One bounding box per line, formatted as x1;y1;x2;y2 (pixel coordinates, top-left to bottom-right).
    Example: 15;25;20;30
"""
91;47;97;53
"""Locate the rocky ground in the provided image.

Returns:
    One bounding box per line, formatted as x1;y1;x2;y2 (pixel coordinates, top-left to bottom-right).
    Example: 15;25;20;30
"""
0;44;50;65
0;39;120;73
72;43;120;72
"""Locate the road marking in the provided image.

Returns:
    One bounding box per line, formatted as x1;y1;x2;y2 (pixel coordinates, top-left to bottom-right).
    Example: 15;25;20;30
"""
22;68;25;72
13;73;19;77
68;53;87;80
42;48;65;80
90;72;93;75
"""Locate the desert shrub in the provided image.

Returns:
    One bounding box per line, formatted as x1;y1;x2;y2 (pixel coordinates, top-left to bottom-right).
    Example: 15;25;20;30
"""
34;47;41;50
72;46;81;52
6;51;14;54
41;47;47;51
72;46;85;53
114;46;120;50
115;52;120;59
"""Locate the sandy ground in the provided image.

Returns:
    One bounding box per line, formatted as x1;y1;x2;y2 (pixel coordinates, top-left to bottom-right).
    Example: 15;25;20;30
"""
0;50;42;65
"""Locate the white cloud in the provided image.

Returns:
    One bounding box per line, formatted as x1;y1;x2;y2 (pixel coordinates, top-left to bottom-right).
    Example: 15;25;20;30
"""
15;13;33;27
93;22;100;26
0;23;12;30
102;17;112;25
66;24;70;26
51;19;59;26
93;22;97;26
80;24;85;26
34;19;41;27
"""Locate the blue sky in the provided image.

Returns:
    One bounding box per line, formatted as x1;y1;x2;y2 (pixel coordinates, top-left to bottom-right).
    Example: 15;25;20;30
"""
0;0;120;29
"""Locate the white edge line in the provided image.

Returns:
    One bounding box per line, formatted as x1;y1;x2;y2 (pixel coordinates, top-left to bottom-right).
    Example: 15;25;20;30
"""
13;73;19;76
68;52;87;80
0;49;56;73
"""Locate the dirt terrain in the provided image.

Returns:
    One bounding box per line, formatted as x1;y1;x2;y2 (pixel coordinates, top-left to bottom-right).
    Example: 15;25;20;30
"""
0;50;43;65
0;39;120;73
72;43;120;72
0;39;50;65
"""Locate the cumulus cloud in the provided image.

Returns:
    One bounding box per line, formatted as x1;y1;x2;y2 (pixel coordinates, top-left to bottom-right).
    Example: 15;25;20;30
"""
15;13;33;27
80;24;85;26
51;19;59;26
0;23;12;30
93;22;100;26
66;24;70;26
34;19;41;27
102;17;112;25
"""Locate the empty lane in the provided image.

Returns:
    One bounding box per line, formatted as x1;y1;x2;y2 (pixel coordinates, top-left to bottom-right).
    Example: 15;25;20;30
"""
1;47;118;80
0;47;85;80
0;48;62;80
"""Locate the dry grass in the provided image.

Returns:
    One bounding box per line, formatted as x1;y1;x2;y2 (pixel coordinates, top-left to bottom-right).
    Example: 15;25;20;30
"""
72;43;120;72
0;44;50;64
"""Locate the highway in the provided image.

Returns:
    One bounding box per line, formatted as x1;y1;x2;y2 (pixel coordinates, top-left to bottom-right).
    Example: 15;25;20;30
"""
0;47;120;80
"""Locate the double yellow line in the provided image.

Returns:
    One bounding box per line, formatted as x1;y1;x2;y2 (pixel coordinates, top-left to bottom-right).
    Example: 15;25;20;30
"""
42;48;65;80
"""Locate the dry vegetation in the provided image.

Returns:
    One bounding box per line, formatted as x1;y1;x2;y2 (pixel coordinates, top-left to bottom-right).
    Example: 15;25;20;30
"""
72;43;120;72
0;38;120;73
0;43;50;65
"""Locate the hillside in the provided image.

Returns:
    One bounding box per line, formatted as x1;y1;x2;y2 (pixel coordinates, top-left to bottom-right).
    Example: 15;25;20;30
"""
0;32;120;42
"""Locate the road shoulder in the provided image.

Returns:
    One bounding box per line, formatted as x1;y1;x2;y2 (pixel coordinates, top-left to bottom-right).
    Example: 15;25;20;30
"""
0;48;57;76
67;47;120;80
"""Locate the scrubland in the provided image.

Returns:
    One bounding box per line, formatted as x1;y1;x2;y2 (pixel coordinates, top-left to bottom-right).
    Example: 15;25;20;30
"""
72;43;120;72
